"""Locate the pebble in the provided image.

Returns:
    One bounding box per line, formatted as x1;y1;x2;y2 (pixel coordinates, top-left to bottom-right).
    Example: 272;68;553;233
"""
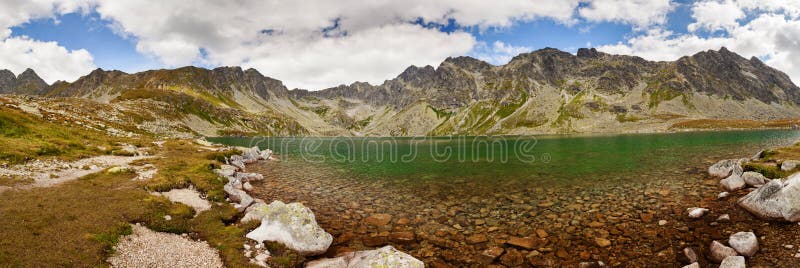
658;220;668;226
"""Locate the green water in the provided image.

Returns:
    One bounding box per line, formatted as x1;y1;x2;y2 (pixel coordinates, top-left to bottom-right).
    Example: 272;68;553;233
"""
208;130;800;184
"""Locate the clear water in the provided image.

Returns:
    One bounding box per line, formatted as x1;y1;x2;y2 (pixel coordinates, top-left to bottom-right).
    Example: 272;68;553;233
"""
209;130;800;185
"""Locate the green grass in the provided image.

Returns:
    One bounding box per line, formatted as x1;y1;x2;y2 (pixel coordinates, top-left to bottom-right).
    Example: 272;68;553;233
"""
0;104;126;165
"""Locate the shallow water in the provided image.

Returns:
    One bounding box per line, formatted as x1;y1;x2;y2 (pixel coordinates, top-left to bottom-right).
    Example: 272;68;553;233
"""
209;130;800;266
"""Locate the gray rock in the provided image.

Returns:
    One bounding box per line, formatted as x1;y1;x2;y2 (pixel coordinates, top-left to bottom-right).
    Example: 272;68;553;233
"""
718;192;731;199
742;171;768;187
717;214;731;222
305;246;424;268
259;149;273;160
214;165;238;177
782;160;800;171
721;173;746;192
245;201;332;255
235;172;263;182
682;263;699;268
709;159;744;178
738;173;800;222
719;256;746;268
709;240;739;263
729;231;758;257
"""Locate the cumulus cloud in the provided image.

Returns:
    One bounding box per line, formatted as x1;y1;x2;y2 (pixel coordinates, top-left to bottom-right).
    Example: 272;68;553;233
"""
578;0;674;29
0;36;95;83
89;0;583;89
0;0;95;83
470;41;531;65
688;0;745;32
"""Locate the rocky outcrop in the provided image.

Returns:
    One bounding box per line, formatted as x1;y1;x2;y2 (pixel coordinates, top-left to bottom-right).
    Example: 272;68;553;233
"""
0;69;49;95
738;173;800;222
244;200;333;256
305;246;424;268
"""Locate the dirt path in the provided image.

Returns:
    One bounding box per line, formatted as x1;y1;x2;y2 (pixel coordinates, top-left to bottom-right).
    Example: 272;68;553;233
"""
0;155;152;194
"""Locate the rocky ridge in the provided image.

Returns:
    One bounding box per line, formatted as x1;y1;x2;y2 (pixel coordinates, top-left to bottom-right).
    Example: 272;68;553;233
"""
2;47;800;137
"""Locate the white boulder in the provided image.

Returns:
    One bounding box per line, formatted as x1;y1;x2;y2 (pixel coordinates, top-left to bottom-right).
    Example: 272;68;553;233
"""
687;207;709;219
709;241;738;263
719;256;746;268
245;201;332;255
782;160;800;171
742;171;768;187
214;165;238;177
305;246;424;268
728;231;758;257
259;149;273;160
709;159;745;178
721;173;746;192
738;173;800;222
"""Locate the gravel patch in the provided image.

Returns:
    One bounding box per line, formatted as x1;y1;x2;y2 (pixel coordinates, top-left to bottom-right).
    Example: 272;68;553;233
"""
153;188;212;213
107;224;223;268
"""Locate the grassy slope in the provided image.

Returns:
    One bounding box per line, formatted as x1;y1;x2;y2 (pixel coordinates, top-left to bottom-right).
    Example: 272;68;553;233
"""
0;100;125;166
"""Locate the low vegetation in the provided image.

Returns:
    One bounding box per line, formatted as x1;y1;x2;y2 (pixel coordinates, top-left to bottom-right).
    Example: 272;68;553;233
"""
0;138;263;267
0;102;127;165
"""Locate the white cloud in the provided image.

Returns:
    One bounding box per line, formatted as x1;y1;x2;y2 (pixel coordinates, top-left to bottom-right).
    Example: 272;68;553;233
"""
471;41;531;65
0;36;95;83
578;0;675;29
0;1;95;83
89;0;584;89
688;0;745;32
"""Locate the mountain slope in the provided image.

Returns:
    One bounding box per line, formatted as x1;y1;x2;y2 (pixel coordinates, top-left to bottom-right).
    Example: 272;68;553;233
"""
1;47;799;137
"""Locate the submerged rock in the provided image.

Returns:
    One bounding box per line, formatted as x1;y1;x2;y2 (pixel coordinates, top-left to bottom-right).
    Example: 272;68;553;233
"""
719;256;746;268
709;241;738;263
305;246;424;268
729;231;758;257
245;201;333;255
687;207;709;219
738;173;800;222
720;173;746;192
709;159;744;178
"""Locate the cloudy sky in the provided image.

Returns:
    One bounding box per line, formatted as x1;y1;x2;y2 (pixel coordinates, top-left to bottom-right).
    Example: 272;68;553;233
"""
1;0;799;90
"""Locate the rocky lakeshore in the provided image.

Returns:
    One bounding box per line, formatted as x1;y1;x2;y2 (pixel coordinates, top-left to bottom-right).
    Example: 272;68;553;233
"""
242;145;800;267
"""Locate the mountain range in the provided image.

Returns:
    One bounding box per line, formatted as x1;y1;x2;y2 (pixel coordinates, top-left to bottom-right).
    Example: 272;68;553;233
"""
1;47;799;137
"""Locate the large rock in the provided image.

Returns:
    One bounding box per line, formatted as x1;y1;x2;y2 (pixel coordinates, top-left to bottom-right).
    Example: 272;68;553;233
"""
709;241;738;263
729;231;758;257
241;146;261;163
738;173;800;222
720;173;746;192
709;159;744;178
214;164;238;177
742;171;768;187
719;256;746;268
259;149;273;160
781;160;800;171
305;246;424;268
245;201;332;255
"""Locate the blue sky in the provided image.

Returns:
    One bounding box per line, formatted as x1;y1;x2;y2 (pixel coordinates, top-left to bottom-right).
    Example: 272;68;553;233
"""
1;1;799;89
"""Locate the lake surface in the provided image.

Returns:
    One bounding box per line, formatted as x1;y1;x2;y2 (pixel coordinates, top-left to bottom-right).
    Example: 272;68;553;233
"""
209;130;799;185
209;130;800;266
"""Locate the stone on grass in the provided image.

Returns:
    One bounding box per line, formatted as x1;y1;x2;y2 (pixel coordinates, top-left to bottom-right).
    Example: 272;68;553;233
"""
719;256;746;268
721;173;746;192
156;188;212;213
709;240;739;263
107;166;130;174
245;201;333;255
738;173;800;222
728;231;758;257
305;246;423;268
782;160;800;171
742;171;768;187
